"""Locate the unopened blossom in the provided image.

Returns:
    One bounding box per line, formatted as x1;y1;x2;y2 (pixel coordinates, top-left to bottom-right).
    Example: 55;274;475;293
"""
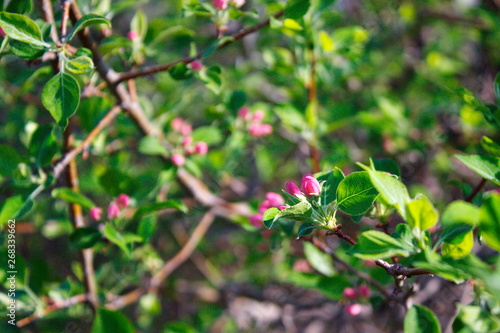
180;123;192;136
107;203;120;219
249;213;263;227
358;285;370;298
212;0;228;10
285;181;302;197
171;154;186;166
182;136;193;147
117;194;130;208
127;31;139;41
238;106;250;120
171;117;184;132
265;192;284;207
301;174;321;197
248;123;273;137
252;110;265;122
343;287;358;299
90;207;102;221
344;304;362;317
189;60;203;71
195;141;208;155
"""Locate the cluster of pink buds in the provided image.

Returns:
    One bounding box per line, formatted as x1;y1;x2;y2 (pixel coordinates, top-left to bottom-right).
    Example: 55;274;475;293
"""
249;192;286;227
342;285;371;317
90;194;131;221
170;117;209;167
286;174;322;198
212;0;245;10
238;106;273;137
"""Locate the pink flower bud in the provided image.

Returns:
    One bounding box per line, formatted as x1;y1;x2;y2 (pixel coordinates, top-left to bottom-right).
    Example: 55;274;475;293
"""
0;27;5;38
358;285;370;298
343;287;358;299
171;117;184;132
238;106;250;120
278;205;287;210
180;123;192;136
230;0;246;7
117;194;130;208
107;203;120;219
171;154;186;166
258;200;272;213
301;174;321;197
285;181;302;197
189;60;203;71
249;213;263;227
252;110;265;122
344;304;362;317
182;136;193;147
248;123;273;137
127;31;139;41
265;192;284;206
90;207;102;221
195;141;208;155
212;0;228;10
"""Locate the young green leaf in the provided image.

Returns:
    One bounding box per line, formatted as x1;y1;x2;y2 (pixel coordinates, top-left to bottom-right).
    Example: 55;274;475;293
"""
198;66;223;94
404;305;442;333
442;230;473;259
405;195;438;231
52;187;95;210
92;308;135;333
168;63;193;81
336;171;378;215
6;0;32;14
347;230;411;260
263;201;312;229
66;14;111;41
133;200;188;219
0;11;49;47
9;39;45;59
453;304;500;333
284;0;311;20
69;227;102;249
297;222;318;237
317;168;344;205
66;55;94;74
455;154;500;186
437;223;472;247
303;241;336;276
103;224;131;256
0;196;23;226
479;194;500;252
481;136;500;156
441;200;480;226
41;72;81;130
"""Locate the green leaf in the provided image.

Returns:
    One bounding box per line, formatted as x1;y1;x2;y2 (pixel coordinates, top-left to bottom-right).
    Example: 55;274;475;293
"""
168;63;193;80
0;144;21;177
41;72;81;130
481;136;500;156
133;200;188;219
413;250;470;283
228;90;247;114
347;230;411;260
479;194;500;252
303;241;336;276
371;158;401;176
391;224;417;252
66;14;111;41
405;195;438;231
66;55;94;74
317;168;344;205
0;196;23;226
69;227;102;249
199;66;222;94
0;11;49;47
9;39;44;59
103;224;131;256
6;0;32;14
404;305;441;333
284;0;311;20
359;164;410;218
263;201;312;229
455;154;500;186
441;200;480;226
138;215;157;241
297;222;317;237
336;171;378;215
437;223;473;246
138;136;168;156
453;304;500;333
52;188;95;210
92;308;135;333
191;126;223;145
29;124;58;166
442;230;473;259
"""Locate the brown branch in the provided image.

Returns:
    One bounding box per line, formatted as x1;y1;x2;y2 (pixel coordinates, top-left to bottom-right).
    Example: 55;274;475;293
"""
465;178;487;202
37;0;59;43
303;236;390;297
117;10;285;83
17;294;88;328
53;105;122;178
106;210;216;310
375;259;432;296
325;224;356;245
60;0;72;42
62;122;99;310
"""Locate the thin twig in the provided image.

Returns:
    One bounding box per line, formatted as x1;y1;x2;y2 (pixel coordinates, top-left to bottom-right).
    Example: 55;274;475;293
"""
325;224;356;245
106;210;216;310
37;0;59;42
60;0;72;42
53;105;122;178
465;178;487;202
375;259;432;296
17;294;87;328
